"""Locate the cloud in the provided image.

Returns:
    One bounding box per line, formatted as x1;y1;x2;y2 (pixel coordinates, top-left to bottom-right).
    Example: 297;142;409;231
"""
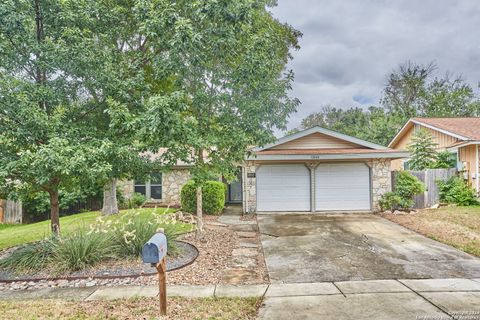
270;0;480;131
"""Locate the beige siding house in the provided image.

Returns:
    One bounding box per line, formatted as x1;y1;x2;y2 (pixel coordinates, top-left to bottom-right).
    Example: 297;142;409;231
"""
123;126;407;213
389;117;480;194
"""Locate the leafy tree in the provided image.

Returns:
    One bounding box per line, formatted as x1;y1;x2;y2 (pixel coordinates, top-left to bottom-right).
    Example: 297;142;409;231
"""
294;61;480;146
0;0;115;234
297;106;400;146
381;61;435;119
49;0;159;216
407;129;438;170
140;0;300;238
423;75;480;117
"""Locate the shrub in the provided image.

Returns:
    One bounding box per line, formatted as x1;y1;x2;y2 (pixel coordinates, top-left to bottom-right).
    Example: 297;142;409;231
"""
437;177;478;206
92;210;181;258
395;171;425;200
380;171;425;211
128;192;146;209
378;192;403;211
0;238;57;273
181;181;225;215
430;151;457;169
54;229;113;272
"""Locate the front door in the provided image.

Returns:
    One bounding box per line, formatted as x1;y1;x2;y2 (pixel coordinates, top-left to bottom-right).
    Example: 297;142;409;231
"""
228;170;243;203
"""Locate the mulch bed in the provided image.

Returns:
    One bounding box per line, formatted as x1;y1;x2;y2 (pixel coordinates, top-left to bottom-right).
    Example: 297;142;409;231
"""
0;215;269;291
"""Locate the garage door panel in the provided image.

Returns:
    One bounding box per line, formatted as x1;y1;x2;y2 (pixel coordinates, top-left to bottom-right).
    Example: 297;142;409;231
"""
257;164;310;212
315;163;371;211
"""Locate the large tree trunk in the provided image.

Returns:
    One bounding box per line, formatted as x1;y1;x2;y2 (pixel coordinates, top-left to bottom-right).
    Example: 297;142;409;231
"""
49;189;60;236
195;185;204;240
102;179;119;216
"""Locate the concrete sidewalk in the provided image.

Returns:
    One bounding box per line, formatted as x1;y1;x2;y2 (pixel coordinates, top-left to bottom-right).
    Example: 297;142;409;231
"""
1;278;480;319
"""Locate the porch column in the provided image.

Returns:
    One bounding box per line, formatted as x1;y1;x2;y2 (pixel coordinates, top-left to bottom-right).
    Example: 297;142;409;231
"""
305;162;319;212
476;145;479;195
244;161;258;213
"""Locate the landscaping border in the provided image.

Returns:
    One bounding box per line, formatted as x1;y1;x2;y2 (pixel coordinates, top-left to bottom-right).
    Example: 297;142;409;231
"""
0;241;198;284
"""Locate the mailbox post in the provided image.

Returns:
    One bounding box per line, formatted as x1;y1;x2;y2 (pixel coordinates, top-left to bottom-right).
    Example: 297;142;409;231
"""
142;229;168;316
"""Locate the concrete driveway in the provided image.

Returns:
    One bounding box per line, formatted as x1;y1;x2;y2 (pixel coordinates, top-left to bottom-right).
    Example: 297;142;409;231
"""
258;213;480;283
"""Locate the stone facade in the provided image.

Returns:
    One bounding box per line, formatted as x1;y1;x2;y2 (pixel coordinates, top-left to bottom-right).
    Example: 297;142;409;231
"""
371;159;392;211
117;180;134;200
119;169;191;206
161;169;190;205
244;161;257;213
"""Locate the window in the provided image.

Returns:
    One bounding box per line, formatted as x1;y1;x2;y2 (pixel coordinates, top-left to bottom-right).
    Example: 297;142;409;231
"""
150;172;162;200
134;179;146;197
134;173;162;200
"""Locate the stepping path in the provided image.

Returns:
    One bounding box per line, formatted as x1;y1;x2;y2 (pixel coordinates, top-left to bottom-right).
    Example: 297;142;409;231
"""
217;214;267;284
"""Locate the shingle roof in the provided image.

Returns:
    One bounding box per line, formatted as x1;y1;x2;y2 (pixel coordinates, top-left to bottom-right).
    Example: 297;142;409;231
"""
412;117;480;140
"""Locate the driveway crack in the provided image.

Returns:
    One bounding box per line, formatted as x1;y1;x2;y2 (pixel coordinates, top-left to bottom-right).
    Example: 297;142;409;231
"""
332;282;347;298
397;280;453;319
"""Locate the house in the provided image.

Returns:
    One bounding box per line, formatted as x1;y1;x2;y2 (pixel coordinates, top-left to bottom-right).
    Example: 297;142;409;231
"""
389;117;480;193
120;126;408;213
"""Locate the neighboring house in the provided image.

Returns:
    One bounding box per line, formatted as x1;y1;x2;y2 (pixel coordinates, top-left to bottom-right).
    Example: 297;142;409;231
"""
389;117;480;193
121;126;408;213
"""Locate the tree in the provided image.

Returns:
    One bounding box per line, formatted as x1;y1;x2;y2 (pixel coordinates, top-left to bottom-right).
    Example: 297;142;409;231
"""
381;61;435;119
423;75;480;117
0;0;118;234
140;0;301;238
406;129;438;170
294;61;480;146
50;0;158;216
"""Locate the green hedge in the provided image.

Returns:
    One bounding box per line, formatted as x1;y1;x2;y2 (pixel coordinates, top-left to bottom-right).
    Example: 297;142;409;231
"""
181;181;226;215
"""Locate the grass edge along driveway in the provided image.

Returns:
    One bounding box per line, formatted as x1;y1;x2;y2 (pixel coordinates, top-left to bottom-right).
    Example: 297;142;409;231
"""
0;208;191;250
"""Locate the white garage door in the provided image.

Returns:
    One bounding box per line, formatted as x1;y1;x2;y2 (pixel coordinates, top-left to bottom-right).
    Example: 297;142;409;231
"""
315;163;371;211
257;164;310;211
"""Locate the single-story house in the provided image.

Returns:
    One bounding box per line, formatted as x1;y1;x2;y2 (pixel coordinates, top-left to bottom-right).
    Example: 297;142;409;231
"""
120;126;408;213
389;117;480;193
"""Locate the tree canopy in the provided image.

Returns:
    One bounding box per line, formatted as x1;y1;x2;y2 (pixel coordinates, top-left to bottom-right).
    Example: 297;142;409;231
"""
294;61;480;146
136;0;301;237
0;0;300;235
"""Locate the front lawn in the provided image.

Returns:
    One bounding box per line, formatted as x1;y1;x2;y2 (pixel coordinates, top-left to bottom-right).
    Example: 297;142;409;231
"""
381;206;480;257
0;297;262;320
0;208;188;250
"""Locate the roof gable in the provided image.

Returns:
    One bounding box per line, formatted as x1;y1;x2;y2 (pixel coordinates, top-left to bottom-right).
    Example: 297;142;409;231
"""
255;126;387;152
388;117;479;148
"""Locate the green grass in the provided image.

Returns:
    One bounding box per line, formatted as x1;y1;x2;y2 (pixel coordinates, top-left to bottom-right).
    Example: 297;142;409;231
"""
0;224;15;231
0;208;192;251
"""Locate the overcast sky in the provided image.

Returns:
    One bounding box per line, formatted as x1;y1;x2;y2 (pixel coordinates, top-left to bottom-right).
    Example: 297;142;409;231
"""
270;0;480;132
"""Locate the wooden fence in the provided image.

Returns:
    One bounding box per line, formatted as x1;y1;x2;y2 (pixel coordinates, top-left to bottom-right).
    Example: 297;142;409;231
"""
392;168;457;209
0;199;23;224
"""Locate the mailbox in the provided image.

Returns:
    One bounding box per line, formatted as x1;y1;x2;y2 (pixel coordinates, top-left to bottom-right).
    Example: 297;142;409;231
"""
142;232;168;264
